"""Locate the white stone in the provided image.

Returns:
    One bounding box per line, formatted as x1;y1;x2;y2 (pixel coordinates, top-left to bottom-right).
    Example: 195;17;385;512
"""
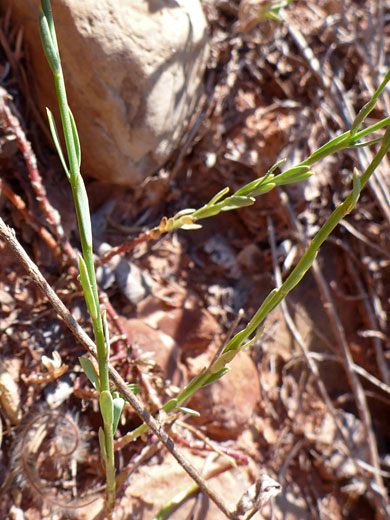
11;0;208;185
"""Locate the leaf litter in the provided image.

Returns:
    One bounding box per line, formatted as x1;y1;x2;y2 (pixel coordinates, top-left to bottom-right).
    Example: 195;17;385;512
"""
1;0;390;518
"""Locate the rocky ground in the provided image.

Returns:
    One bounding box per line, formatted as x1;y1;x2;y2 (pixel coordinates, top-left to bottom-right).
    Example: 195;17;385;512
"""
1;1;390;519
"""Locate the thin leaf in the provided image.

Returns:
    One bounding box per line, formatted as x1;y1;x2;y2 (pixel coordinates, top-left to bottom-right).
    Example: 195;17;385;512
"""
201;368;230;387
178;406;200;417
68;107;81;168
234;157;285;197
79;356;99;390
352;71;390;135
38;9;60;74
98;426;107;459
276;164;310;181
277;171;313;185
102;309;110;360
350;137;383;148
78;255;98;320
74;175;93;248
192;204;222;220
220;195;255;211
206;186;230;206
234;175;271;197
303;131;350;164
112;397;125;435
351;98;376;135
46;108;70;179
209;350;236;374
41;0;59;56
100;390;114;427
347;168;361;213
249;182;277;196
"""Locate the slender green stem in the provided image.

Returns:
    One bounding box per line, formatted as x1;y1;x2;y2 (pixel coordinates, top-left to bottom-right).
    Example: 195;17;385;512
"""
119;125;390;448
39;1;115;511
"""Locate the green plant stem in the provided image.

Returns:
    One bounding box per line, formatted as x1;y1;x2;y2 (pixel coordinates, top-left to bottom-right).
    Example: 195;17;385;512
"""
224;125;390;351
52;71;110;391
118;125;390;448
39;1;115;510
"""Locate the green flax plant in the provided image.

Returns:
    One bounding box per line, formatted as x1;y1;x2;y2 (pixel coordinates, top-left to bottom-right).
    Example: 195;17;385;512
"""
118;72;390;447
39;0;122;513
39;0;390;512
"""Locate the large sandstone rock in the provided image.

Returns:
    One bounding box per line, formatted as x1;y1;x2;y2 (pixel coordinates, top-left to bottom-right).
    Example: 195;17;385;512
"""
10;0;208;185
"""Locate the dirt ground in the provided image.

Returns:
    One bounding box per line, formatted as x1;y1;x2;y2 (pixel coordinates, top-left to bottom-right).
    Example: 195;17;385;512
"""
1;1;390;519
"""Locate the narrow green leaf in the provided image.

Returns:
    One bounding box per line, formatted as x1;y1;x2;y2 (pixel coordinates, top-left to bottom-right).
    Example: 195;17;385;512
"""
303;131;349;165
220;195;255;211
240;325;265;351
98;426;107;459
209;350;236;374
112;397;125;435
46;108;70;179
222;328;250;354
351;71;390;136
68;107;81;168
127;383;142;395
78;255;98;320
192;204;222;220
347;168;361;213
74;175;93;247
39;9;60;74
249;182;277;196
41;0;59;56
100;390;114;426
162;397;179;414
102;309;110;360
201;368;230;387
234;175;271;197
207;186;230;206
282;249;318;293
180;222;203;230
277;171;313;185
266;158;286;175
79;356;99;390
178;407;200;417
350;137;383;148
276;164;310;180
234;157;285;197
351;98;376;135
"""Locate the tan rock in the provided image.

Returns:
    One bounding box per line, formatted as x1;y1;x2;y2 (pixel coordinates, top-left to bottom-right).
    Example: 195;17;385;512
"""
11;0;208;185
